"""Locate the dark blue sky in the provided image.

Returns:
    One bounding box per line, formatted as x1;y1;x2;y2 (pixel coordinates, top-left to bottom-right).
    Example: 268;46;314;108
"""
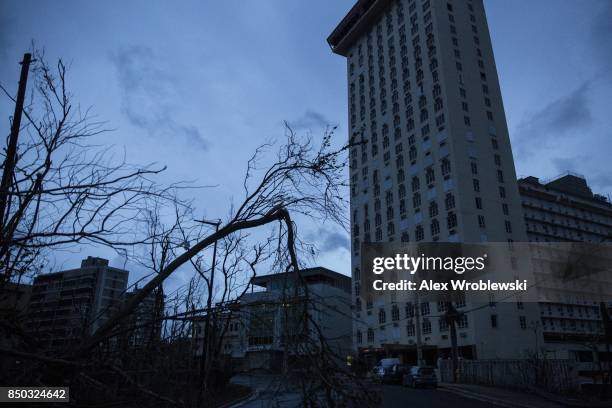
1;0;611;280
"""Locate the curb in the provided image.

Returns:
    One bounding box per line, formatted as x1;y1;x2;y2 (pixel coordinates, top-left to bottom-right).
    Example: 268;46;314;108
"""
438;384;539;408
531;390;609;408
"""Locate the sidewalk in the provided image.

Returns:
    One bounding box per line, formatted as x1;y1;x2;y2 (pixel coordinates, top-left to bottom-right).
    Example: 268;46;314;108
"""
227;372;302;408
440;383;611;408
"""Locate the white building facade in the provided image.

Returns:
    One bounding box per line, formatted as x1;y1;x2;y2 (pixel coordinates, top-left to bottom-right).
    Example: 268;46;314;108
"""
328;0;539;361
193;267;353;371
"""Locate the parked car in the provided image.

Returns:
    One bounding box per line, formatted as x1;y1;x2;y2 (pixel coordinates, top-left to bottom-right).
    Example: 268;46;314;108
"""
402;366;437;388
384;364;409;385
372;365;386;382
372;358;400;383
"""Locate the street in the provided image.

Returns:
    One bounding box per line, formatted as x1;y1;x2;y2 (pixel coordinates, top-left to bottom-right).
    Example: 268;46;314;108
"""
229;375;504;408
381;384;496;408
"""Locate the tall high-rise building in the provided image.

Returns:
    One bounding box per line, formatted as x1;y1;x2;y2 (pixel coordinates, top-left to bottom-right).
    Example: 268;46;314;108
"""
328;0;538;361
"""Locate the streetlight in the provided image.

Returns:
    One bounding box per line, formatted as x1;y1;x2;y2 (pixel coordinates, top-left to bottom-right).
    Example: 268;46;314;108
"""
195;218;221;380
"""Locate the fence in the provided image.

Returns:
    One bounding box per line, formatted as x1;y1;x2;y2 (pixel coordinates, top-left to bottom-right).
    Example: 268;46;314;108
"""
439;358;579;394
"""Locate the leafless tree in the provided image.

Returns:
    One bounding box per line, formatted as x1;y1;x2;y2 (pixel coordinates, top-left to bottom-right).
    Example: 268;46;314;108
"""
1;50;374;407
0;50;185;288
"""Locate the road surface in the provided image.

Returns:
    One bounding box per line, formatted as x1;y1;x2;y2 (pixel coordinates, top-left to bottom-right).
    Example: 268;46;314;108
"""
381;384;497;407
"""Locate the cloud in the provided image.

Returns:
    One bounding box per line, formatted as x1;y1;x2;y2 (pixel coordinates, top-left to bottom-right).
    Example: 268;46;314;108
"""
591;1;612;76
590;173;612;195
307;227;349;253
290;109;334;131
0;7;14;60
515;82;592;153
552;156;583;174
551;155;612;196
110;46;208;150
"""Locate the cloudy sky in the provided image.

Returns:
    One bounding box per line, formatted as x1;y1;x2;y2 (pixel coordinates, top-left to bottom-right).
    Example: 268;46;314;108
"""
1;0;611;284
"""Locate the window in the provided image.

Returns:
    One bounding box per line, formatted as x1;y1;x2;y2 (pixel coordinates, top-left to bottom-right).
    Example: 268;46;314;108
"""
409;145;417;161
478;215;486;228
416;225;424;241
475;197;482;209
491;314;498;328
445;193;455;210
405;302;414;318
473;179;480;192
412;176;420;191
422;318;432;334
407;323;415;336
426;166;435;184
470;162;478;175
497;170;504;183
441;158;451;176
392;304;400;321
505;221;513;233
458;314;468;329
379;308;387;324
464;116;471;126
357;330;363;344
431;219;440;236
439;318;449;332
447;211;457;229
367;328;375;342
429;201;439;217
519;316;527;330
499;186;506;198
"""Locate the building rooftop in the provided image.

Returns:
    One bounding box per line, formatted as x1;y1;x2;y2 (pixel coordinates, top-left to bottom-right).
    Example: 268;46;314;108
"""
250;267;350;289
327;0;393;56
519;173;610;207
33;257;128;283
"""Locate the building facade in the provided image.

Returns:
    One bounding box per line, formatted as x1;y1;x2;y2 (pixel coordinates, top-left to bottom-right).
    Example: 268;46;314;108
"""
328;0;538;361
519;173;612;362
26;256;128;351
123;287;164;349
193;267;352;372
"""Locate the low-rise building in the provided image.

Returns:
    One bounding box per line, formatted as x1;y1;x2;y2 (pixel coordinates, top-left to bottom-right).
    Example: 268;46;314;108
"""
194;267;352;372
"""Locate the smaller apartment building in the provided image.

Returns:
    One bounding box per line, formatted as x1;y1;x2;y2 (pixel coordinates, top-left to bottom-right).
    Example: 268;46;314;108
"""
26;257;129;351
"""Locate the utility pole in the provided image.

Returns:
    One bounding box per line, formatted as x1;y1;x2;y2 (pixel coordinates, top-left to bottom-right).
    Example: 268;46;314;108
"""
0;53;33;233
414;290;424;366
195;218;221;403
